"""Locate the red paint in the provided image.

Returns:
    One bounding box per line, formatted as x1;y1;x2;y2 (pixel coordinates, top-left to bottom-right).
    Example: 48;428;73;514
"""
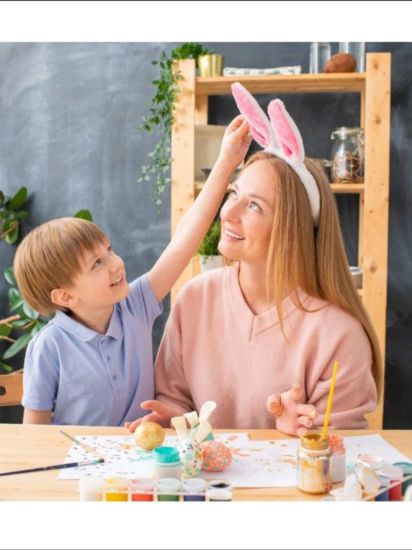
131;492;154;502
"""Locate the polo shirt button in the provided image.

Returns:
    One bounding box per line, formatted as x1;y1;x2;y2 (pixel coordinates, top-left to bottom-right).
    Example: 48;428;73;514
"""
106;355;110;361
113;375;117;380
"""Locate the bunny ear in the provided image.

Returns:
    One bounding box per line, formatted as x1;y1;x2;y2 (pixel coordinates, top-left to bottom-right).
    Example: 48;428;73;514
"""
267;99;305;163
171;416;188;442
231;82;278;150
198;401;216;423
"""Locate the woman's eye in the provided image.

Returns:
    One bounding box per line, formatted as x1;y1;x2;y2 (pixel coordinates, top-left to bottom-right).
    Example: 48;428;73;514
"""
93;259;102;268
249;201;262;213
107;245;113;253
227;189;237;199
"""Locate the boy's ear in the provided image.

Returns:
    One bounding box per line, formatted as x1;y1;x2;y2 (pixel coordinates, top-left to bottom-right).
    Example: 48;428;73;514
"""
50;288;78;309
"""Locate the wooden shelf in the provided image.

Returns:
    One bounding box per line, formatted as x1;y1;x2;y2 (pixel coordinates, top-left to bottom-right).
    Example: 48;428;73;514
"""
195;181;364;196
330;183;364;193
196;73;366;96
172;54;391;429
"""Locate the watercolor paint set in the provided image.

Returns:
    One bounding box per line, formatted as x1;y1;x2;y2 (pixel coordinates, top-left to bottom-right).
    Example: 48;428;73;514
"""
78;476;232;502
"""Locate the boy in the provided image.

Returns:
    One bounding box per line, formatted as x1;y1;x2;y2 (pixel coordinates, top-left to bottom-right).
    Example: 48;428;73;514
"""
14;116;251;425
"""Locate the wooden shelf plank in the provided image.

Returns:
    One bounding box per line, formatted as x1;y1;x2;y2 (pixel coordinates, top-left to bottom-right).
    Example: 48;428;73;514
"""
196;181;364;195
331;183;364;193
196;73;366;95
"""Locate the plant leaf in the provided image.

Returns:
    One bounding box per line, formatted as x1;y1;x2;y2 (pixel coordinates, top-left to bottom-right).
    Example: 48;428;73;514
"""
8;187;27;211
0;324;12;337
73;209;93;221
4;266;16;286
0;361;13;373
23;302;39;320
2;332;32;359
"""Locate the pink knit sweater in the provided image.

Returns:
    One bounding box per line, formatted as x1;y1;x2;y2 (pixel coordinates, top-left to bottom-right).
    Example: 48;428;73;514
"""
155;264;377;429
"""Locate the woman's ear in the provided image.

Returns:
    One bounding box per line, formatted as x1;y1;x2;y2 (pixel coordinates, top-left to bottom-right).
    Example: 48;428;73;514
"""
50;288;78;309
232;82;278;151
267;99;305;163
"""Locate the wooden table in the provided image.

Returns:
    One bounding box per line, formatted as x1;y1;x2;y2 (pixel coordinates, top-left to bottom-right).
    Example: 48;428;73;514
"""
0;425;411;501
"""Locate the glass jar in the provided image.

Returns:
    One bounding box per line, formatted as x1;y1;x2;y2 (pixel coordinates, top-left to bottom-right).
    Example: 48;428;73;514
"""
331;127;364;183
309;42;331;73
297;433;332;495
339;42;365;72
151;446;182;481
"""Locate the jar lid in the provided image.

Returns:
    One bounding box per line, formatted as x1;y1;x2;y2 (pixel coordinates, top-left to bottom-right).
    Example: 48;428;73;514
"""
377;466;404;480
183;478;207;494
331;127;364;139
155;478;181;493
209;479;232;490
206;488;232;501
78;477;105;492
130;478;154;492
104;477;130;491
392;462;412;475
300;432;329;450
152;446;180;464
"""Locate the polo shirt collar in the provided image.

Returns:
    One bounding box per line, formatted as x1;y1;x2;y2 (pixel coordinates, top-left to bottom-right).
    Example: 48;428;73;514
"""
54;307;123;342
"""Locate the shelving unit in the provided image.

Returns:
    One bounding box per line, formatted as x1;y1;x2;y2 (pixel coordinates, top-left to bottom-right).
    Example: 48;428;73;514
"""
171;53;391;429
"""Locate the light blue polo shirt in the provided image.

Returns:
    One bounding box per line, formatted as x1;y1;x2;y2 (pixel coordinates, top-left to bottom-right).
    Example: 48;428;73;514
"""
22;274;163;426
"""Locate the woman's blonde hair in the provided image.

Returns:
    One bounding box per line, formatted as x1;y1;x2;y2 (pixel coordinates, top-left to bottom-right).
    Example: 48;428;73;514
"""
14;217;107;316
244;151;382;397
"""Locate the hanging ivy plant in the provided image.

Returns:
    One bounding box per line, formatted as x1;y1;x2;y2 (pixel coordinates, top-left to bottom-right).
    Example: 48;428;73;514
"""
138;43;213;207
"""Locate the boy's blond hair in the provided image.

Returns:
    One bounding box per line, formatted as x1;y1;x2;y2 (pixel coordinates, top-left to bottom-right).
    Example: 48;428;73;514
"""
14;217;107;316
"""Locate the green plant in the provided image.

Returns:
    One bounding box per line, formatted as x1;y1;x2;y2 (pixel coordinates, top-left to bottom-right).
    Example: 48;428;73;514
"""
198;220;221;256
138;43;213;207
0;207;93;373
0;187;29;244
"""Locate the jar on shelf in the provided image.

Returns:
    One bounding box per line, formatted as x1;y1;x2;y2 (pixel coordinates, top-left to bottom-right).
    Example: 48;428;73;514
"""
331;127;364;183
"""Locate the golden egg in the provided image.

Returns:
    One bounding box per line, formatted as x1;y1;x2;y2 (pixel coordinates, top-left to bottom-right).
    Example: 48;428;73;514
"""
134;422;165;450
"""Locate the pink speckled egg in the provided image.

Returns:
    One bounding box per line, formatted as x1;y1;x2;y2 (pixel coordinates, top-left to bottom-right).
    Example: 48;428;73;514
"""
201;441;232;472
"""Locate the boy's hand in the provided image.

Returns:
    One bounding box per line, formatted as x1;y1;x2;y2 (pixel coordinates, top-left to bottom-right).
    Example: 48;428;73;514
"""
217;115;252;169
124;400;184;432
266;383;318;437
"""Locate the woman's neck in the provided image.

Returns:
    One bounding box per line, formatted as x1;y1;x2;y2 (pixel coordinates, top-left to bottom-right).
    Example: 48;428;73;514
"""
238;262;274;315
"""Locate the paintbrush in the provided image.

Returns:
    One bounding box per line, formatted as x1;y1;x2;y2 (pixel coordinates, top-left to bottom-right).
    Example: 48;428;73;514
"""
0;457;104;477
60;430;104;460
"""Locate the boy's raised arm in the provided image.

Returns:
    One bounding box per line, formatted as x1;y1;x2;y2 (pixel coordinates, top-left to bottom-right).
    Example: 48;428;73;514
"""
148;116;251;302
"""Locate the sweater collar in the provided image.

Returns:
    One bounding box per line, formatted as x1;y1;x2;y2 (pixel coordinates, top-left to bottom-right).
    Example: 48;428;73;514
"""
226;263;311;339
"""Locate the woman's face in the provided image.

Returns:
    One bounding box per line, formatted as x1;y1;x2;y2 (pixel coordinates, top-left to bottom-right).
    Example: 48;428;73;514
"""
219;160;276;265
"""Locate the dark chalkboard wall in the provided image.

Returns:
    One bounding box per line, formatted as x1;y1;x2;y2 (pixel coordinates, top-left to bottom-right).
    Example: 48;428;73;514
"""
0;42;410;427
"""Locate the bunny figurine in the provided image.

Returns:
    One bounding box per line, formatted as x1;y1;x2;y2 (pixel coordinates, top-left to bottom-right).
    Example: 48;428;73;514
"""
171;401;216;478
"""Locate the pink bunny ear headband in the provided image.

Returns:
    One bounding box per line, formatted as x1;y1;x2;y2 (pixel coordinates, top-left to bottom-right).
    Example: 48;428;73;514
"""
232;82;320;226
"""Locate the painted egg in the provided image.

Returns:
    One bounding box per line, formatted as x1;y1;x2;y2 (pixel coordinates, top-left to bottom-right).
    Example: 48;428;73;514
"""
180;439;203;478
201;441;232;472
134;422;165;450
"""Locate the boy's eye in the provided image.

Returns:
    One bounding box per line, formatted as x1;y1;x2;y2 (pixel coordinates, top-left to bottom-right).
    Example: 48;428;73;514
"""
227;189;237;199
107;245;113;253
93;258;102;269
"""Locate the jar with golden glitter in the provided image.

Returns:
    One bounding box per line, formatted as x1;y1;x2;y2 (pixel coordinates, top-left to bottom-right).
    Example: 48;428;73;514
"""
297;433;332;495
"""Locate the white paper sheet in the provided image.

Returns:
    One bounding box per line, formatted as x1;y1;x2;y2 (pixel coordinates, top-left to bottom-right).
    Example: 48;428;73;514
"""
58;433;411;488
58;432;250;480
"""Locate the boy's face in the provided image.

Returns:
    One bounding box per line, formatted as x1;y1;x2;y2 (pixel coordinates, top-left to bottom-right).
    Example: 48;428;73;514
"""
67;240;129;311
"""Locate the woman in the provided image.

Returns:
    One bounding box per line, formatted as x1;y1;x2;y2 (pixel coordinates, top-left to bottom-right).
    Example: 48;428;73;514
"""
126;87;380;436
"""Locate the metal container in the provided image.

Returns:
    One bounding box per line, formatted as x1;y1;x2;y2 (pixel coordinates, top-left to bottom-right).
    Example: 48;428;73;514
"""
198;54;224;77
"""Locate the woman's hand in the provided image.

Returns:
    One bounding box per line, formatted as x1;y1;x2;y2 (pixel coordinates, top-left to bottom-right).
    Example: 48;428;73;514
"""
217;115;252;170
266;383;318;437
124;400;185;432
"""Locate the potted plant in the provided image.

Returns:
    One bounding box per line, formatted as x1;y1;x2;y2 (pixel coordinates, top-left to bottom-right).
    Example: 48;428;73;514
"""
198;220;224;272
138;43;213;207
